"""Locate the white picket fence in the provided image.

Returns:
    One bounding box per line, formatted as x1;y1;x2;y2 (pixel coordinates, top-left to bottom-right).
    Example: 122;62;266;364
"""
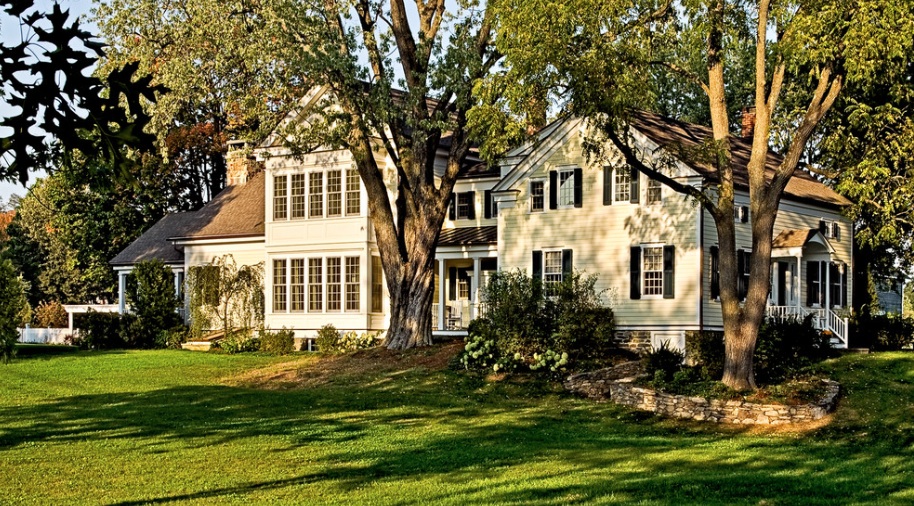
18;327;73;344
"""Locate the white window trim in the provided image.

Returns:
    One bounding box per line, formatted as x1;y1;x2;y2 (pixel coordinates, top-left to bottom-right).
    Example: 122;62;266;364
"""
542;249;564;285
646;177;662;205
641;243;665;300
273;174;289;221
456;192;473;220
613;167;632;204
557;168;576;208
529;178;546;213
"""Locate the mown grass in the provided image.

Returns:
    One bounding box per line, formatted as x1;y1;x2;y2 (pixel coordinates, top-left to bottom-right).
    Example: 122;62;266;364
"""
0;346;912;505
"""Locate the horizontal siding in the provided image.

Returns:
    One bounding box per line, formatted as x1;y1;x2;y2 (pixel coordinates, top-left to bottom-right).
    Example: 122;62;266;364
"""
499;130;702;329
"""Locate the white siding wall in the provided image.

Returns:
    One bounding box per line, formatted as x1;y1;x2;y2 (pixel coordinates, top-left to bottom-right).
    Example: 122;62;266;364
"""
498;129;703;330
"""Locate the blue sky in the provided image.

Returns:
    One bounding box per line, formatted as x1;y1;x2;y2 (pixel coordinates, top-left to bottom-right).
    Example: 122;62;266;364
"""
0;0;95;204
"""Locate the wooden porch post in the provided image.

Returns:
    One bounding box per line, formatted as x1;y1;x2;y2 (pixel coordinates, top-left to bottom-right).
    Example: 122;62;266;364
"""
437;259;446;331
118;272;127;314
472;257;481;321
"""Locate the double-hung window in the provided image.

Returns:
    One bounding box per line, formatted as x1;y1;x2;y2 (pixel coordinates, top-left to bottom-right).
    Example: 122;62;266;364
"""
327;258;342;311
642;246;664;296
309;172;324;218
457;192;473;219
345;257;360;311
290;259;305;312
630;245;675;299
614;168;631;202
273;176;288;220
646;177;662;204
558;169;575;207
530;180;545;212
291;174;307;219
327;170;342;217
309;258;323;311
543;251;563;286
345;170;360;215
273;259;287;312
371;256;383;312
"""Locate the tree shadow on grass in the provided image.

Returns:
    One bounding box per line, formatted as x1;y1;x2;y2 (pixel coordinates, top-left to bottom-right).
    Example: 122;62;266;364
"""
2;355;913;505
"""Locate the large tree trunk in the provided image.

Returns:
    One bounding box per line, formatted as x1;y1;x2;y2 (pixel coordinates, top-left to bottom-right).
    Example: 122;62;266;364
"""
384;254;436;349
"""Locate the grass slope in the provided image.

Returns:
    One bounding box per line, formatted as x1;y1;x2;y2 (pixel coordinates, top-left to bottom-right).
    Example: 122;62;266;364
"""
0;346;912;505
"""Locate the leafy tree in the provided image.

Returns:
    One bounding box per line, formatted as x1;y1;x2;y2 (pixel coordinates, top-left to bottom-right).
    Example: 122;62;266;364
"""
257;0;498;349
0;1;160;185
486;0;914;389
0;258;29;363
186;255;264;339
95;0;300;206
127;259;181;348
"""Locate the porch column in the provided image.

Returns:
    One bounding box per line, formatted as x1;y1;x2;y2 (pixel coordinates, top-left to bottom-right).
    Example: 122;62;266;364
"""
472;256;481;320
825;260;831;309
437;259;446;331
173;270;181;299
68;311;74;333
796;254;802;311
118;272;127;314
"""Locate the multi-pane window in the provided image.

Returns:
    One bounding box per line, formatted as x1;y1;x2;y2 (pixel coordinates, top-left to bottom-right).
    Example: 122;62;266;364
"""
291;174;307;219
643;246;664;296
290;259;305;312
346;170;360;215
309;258;323;311
345;257;360;311
457;192;473;219
558;169;575;207
327;257;342;311
309;172;324;218
647;177;662;204
544;251;563;285
327;170;342;217
530;181;545;212
273;259;287;312
614;168;631;202
371;256;383;313
273;175;288;220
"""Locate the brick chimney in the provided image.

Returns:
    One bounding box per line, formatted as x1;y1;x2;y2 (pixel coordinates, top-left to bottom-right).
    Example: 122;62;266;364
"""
741;106;756;138
226;140;262;186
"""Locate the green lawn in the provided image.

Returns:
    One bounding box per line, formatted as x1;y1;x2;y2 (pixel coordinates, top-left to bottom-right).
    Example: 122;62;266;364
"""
0;346;912;505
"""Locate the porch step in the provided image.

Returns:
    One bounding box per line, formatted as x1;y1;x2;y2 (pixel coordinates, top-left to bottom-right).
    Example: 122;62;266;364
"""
842;347;870;354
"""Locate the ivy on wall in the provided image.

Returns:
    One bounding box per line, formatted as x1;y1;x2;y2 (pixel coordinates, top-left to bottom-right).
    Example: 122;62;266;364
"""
186;255;264;338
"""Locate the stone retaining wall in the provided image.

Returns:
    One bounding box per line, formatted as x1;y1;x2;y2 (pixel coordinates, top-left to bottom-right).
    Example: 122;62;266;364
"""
565;364;840;425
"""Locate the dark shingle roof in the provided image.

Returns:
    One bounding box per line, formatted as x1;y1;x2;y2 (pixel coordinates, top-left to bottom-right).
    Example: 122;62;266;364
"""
109;213;198;266
172;171;266;240
439;226;497;247
629;111;852;209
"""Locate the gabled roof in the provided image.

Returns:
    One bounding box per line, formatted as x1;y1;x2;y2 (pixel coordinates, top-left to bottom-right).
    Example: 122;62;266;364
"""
438;226;497;247
171;171;265;241
772;228;836;254
494;111;851;210
629;111;851;209
110;173;266;267
110;212;197;266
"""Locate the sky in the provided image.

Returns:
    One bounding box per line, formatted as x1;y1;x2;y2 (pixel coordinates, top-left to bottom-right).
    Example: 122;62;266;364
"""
0;0;96;204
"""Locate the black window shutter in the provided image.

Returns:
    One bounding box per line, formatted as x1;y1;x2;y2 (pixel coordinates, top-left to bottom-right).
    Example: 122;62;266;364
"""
842;268;848;307
829;263;839;307
819;262;827;306
532;250;543;280
740;206;749;223
629;166;640;204
737;249;746;300
832;223;841;240
819;220;827;234
573;168;583;208
466;191;476;219
448;266;457;301
630;247;641;299
663;245;675;299
806;261;816;306
484;190;492;219
448;193;456;221
777;261;787;306
549;170;558;209
603;166;612;205
562;249;573;279
710;246;720;300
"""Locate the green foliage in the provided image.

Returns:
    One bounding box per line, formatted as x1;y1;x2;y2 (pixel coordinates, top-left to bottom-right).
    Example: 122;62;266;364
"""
754;317;835;385
74;311;129;350
186;255;264;339
642;341;685;384
314;324;380;354
851;313;914;351
685;331;725;379
128;259;181;349
460;270;616;374
163;325;190;349
259;328;295;355
33;301;68;328
219;330;260;354
0;259;29;363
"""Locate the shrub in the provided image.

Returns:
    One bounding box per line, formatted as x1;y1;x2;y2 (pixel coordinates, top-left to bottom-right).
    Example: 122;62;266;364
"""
854;313;914;351
642;340;685;383
75;311;128;350
754;315;833;384
260;328;295;355
219;330;260;354
163;325;189;349
685;331;725;378
0;259;29;363
127;259;181;349
461;270;616;374
33;301;67;328
315;324;340;353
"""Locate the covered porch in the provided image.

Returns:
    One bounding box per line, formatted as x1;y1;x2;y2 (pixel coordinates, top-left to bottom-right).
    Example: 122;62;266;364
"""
431;226;498;335
766;228;849;348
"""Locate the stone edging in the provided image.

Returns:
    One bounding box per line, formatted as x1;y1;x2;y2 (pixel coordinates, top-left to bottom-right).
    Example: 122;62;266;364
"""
565;362;840;425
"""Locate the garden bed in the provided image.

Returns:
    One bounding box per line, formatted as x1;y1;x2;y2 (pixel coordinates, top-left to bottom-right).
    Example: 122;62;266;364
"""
565;363;841;425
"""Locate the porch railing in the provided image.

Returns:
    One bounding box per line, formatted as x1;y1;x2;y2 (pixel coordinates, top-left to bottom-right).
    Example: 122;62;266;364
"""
431;301;487;331
766;305;848;349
